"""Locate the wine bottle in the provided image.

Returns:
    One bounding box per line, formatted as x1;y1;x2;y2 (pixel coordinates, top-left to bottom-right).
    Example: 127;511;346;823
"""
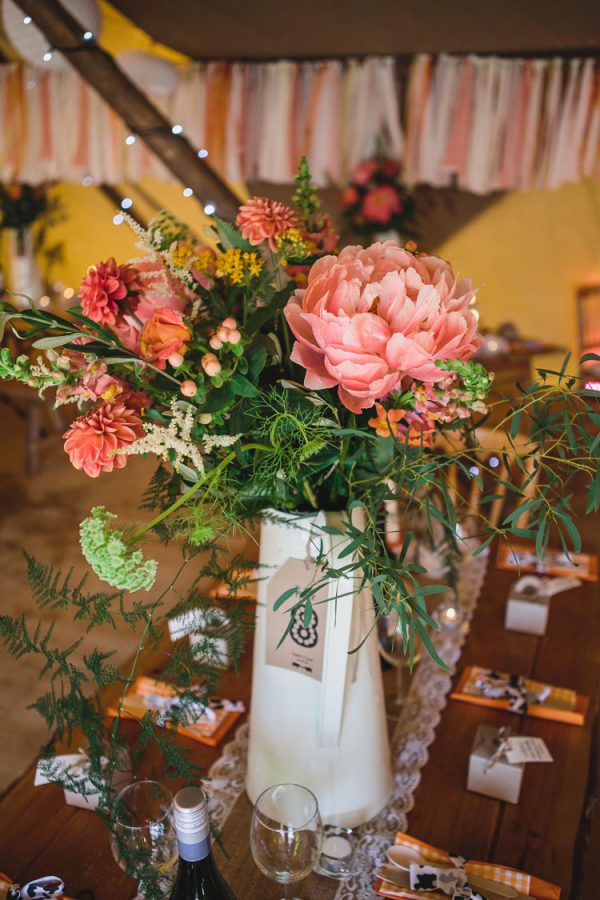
169;786;236;900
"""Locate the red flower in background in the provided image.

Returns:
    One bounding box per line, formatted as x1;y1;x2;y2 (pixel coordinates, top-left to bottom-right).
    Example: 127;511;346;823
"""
236;197;299;251
361;184;402;224
341;186;359;207
79;258;142;327
351;160;377;185
63;401;144;478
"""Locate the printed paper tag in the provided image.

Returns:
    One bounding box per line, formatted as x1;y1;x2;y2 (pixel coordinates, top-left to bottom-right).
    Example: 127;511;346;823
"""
265;557;328;681
504;737;553;764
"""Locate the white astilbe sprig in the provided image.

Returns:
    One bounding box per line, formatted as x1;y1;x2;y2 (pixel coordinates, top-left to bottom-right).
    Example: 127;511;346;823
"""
124;400;240;478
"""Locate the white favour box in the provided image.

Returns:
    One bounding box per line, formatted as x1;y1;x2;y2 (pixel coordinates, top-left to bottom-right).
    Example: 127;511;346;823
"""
467;725;523;804
504;579;549;636
35;746;131;810
169;607;232;669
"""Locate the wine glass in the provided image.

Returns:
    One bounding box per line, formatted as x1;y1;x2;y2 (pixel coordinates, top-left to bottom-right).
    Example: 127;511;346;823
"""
110;780;178;899
250;783;323;899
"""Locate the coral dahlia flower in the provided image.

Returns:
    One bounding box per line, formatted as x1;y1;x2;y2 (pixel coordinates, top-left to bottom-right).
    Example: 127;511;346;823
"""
236;198;299;251
79;258;142;327
63;401;144;478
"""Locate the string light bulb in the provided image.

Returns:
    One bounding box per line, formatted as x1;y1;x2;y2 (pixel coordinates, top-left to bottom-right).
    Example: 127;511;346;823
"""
182;187;193;198
82;175;94;187
83;31;93;40
121;197;133;209
113;213;124;225
43;50;53;63
203;203;216;216
63;287;75;300
23;16;32;24
125;134;136;146
171;124;183;135
197;148;208;158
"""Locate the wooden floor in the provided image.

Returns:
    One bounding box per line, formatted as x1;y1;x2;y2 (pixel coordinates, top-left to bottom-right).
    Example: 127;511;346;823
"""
0;542;599;898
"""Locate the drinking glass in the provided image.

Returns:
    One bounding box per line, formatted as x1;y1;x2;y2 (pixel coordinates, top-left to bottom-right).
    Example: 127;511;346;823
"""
110;779;178;899
250;783;323;899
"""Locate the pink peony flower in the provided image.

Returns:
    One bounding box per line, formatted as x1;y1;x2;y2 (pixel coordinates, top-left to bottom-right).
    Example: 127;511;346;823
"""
63;401;144;478
362;185;402;224
284;241;480;414
236;198;299;251
139;307;191;369
79;258;142;327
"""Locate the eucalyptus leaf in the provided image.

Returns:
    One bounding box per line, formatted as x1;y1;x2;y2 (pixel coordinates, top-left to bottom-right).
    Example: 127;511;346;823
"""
33;333;86;349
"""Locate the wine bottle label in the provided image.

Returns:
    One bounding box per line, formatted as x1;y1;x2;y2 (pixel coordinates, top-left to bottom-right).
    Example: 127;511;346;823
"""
178;835;211;862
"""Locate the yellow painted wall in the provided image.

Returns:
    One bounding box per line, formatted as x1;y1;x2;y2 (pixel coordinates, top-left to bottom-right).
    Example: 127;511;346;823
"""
39;179;218;294
435;177;600;371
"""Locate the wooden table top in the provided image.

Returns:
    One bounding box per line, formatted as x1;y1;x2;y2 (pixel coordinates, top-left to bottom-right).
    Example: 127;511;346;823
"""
1;552;599;899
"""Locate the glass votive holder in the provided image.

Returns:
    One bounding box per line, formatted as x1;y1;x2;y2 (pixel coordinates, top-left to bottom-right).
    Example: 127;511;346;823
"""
434;595;467;632
314;824;356;880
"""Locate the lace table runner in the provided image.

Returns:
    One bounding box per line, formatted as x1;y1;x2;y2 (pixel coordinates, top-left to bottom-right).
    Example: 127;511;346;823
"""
205;551;490;898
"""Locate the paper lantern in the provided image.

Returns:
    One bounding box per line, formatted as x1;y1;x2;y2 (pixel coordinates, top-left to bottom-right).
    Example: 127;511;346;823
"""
1;0;102;70
116;51;180;97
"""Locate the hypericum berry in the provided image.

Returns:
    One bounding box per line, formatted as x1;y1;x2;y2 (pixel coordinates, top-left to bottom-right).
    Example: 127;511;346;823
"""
222;316;237;329
209;335;223;350
227;328;241;345
180;379;197;397
168;351;184;368
201;353;222;376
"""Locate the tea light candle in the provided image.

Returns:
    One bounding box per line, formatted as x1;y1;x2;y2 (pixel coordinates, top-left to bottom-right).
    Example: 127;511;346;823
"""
322;834;352;860
440;605;458;626
316;827;355;879
435;597;465;631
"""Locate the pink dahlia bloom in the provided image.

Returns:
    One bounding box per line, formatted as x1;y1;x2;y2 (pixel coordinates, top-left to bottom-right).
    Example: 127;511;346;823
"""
284;241;480;414
362;184;402;224
79;258;142;327
63;401;144;478
236;198;299;251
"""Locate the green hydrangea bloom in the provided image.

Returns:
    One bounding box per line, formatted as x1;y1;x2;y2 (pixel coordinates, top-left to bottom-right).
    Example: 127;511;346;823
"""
80;507;157;592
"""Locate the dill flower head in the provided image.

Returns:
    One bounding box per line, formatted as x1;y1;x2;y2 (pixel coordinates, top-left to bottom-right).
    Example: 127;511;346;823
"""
80;506;157;592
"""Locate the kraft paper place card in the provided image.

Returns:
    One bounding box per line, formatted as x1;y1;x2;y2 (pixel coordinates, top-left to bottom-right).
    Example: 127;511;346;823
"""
497;540;598;582
107;676;244;746
451;665;588;725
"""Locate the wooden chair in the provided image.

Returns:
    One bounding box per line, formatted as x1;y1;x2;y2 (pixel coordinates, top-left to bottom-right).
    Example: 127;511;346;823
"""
433;427;540;535
0;381;65;475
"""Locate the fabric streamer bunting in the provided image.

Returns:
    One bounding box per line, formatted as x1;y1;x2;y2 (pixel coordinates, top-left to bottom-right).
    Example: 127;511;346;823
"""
1;54;599;191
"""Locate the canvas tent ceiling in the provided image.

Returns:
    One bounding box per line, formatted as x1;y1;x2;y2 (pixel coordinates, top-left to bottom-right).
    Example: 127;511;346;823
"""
112;0;600;59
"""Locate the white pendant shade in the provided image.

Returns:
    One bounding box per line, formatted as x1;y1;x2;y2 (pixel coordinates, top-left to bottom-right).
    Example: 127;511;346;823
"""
116;50;180;97
1;0;102;71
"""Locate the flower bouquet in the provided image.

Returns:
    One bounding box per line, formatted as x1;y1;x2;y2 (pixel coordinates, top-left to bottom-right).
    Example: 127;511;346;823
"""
0;161;597;830
342;157;416;244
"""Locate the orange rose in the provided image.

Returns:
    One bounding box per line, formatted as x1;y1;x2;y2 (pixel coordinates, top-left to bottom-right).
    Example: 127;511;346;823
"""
140;306;191;369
